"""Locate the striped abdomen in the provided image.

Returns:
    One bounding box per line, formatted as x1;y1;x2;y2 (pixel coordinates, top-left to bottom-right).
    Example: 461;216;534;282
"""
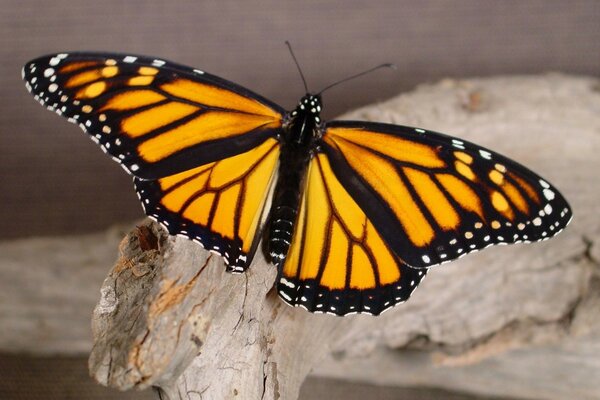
267;146;311;264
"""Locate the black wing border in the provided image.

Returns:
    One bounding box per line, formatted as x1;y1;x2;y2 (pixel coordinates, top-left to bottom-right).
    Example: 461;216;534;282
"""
321;120;573;269
22;51;285;180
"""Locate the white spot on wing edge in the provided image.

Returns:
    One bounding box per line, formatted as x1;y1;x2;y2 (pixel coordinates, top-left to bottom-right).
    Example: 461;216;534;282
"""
123;56;137;63
279;278;295;288
452;139;465;149
279;291;293;302
543;189;555;200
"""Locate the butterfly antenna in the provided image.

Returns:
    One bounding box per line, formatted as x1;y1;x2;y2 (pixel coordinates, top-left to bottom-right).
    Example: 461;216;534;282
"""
317;63;396;95
285;41;309;93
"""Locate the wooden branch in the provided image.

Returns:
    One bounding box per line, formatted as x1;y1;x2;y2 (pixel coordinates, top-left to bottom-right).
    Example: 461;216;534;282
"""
88;222;350;398
2;74;599;400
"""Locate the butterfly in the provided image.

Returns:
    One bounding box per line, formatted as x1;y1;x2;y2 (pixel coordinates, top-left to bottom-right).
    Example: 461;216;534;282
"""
22;50;572;316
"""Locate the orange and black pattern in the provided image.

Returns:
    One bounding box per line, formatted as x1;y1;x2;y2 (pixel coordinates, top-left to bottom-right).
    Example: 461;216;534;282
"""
135;138;280;271
22;53;283;179
23;52;572;316
23;52;284;273
278;154;426;315
321;121;572;270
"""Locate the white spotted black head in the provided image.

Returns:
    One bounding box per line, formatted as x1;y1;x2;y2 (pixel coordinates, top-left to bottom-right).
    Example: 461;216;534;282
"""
298;94;322;115
286;94;323;147
290;94;322;120
283;42;393;147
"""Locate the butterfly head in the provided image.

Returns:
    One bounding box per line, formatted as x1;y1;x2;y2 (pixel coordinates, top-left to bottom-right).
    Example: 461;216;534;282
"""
286;94;323;146
297;94;322;114
293;94;322;122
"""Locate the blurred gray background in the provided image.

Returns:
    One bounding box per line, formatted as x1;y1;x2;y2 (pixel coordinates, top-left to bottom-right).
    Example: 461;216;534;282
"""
1;0;598;399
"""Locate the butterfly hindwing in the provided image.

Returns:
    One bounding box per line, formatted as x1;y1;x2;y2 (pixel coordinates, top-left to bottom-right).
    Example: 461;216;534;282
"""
278;153;427;316
321;121;573;269
22;52;284;179
135;138;280;271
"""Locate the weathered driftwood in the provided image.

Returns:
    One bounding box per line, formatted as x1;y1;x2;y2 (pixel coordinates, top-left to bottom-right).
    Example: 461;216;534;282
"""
2;74;599;400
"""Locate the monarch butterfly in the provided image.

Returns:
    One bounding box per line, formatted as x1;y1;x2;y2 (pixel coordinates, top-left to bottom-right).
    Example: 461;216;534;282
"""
23;49;571;316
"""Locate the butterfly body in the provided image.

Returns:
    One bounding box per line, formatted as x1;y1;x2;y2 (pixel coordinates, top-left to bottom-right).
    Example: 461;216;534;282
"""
268;94;323;263
23;52;572;316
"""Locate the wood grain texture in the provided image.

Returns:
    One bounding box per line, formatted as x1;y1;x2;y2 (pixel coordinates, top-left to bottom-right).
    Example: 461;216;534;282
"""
1;74;599;399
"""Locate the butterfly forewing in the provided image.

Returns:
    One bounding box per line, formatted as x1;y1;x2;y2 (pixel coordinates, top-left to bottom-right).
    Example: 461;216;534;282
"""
22;52;284;179
322;121;572;269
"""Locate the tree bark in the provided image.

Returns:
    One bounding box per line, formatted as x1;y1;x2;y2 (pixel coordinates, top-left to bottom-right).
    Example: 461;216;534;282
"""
2;74;598;400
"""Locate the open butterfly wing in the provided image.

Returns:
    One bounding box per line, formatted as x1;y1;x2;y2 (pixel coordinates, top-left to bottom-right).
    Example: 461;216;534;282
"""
321;121;573;269
23;52;285;271
278;154;427;315
22;52;284;179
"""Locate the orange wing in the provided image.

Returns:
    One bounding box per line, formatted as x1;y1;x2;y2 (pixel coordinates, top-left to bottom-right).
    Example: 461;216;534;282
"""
23;52;285;271
22;52;283;179
135;138;280;271
320;121;572;269
278;154;426;315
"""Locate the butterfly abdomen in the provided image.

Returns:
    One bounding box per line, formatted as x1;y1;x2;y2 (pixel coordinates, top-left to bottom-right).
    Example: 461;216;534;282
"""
268;205;296;262
267;146;311;263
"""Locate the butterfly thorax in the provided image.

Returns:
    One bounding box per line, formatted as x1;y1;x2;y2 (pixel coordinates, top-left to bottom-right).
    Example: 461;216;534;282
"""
267;94;323;264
